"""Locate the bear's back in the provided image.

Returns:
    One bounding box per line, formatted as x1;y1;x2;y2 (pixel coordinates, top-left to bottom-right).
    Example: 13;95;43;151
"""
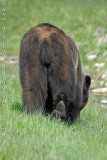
33;23;66;40
21;23;68;50
20;23;79;65
20;23;74;67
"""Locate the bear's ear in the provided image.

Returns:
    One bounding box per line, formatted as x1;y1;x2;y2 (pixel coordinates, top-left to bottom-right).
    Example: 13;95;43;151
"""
85;75;91;88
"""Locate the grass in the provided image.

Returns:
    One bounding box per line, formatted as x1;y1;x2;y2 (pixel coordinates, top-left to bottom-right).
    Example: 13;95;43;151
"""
0;0;107;159
0;72;107;160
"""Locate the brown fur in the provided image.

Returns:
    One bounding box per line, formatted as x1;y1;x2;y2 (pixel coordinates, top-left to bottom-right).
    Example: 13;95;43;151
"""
19;23;91;122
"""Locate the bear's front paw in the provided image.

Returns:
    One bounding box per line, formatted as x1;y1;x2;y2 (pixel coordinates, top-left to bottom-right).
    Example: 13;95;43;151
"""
52;101;66;119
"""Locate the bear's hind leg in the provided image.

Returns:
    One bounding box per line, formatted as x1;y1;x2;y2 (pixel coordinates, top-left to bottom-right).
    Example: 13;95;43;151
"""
20;65;48;113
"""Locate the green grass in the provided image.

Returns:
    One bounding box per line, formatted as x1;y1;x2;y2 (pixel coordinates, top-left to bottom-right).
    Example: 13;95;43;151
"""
0;0;107;159
0;71;107;160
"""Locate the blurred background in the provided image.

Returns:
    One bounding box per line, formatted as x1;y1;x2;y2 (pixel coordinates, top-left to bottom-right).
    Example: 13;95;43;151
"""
0;0;107;89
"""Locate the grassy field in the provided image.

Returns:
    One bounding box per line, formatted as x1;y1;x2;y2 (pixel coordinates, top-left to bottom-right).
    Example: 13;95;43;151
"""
0;73;107;160
0;0;107;160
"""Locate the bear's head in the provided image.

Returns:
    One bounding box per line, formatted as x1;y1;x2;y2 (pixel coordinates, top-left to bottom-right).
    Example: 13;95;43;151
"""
52;75;91;122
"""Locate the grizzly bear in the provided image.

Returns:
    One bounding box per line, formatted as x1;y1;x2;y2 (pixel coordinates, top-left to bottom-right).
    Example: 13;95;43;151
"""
19;23;91;122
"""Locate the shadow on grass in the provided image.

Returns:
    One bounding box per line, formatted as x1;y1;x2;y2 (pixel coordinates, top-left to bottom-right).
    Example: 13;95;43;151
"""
11;102;24;113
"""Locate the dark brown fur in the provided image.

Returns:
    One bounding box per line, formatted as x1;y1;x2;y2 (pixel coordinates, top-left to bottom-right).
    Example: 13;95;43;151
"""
19;23;91;122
